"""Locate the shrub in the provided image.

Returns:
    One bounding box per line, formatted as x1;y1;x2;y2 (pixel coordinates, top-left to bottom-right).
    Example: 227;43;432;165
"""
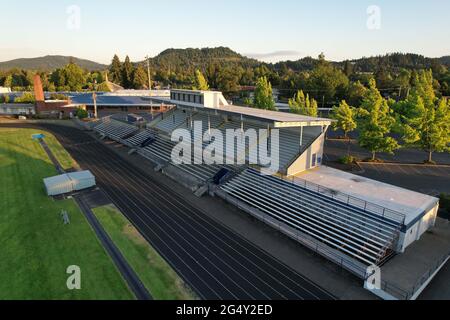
338;155;355;165
75;108;88;119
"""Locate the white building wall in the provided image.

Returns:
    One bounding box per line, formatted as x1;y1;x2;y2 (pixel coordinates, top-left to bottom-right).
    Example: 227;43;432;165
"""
397;204;439;252
286;132;325;176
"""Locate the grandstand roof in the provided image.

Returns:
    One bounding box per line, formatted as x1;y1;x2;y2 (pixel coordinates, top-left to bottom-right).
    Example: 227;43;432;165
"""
154;97;332;127
69;93;170;107
298;166;439;228
214;104;333;128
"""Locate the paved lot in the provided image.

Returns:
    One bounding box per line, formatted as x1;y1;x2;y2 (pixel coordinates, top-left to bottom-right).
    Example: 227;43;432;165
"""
324;139;450;165
14;123;334;300
355;163;450;196
324;138;450;195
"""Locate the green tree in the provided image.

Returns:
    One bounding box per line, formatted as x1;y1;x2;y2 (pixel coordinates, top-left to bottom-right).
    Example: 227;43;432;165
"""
75;107;88;119
357;79;399;160
15;92;35;103
121;56;134;88
132;65;148;89
3;74;12;88
308;53;349;103
253;76;275;110
347;81;367;106
193;69;209;90
109;54;122;85
63;62;86;91
395;70;450;162
288;90;318;116
331;100;357;139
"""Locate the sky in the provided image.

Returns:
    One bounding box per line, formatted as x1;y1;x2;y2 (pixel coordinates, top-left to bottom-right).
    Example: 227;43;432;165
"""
1;0;449;64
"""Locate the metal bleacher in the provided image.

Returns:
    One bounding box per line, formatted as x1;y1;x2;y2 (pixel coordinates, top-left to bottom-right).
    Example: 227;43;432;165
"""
125;129;156;147
220;168;404;267
154;109;190;133
93;118;139;142
138;131;236;182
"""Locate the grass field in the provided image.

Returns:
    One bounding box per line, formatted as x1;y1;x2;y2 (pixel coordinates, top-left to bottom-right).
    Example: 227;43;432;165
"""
0;128;133;300
93;204;196;300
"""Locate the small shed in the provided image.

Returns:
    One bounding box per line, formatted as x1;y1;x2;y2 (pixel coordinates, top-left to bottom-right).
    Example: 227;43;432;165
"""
43;174;73;196
43;170;96;196
67;171;96;191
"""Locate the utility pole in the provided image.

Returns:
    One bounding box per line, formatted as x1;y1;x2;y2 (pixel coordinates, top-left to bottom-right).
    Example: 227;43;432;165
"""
93;79;98;118
145;55;152;92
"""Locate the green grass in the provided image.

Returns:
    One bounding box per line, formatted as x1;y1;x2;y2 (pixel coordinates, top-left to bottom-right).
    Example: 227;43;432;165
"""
0;128;133;300
93;204;197;300
44;133;76;170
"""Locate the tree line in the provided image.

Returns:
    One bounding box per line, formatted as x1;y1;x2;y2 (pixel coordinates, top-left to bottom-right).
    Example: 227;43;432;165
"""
240;69;449;163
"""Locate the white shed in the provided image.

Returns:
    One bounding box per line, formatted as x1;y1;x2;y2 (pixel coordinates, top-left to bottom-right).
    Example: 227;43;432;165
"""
43;170;96;196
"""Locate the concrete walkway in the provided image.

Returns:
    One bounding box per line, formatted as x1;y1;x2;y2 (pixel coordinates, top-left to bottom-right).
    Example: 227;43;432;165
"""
380;218;450;299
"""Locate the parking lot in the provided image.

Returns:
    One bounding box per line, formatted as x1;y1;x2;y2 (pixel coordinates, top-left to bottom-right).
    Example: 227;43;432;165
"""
355;163;450;196
324;138;450;196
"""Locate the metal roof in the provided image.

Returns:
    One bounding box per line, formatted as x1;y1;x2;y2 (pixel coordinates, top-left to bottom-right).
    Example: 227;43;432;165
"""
69;93;169;107
67;170;95;180
214;104;333;127
151;96;333;127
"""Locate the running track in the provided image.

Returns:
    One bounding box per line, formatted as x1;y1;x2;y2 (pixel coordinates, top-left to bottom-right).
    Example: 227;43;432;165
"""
3;123;335;300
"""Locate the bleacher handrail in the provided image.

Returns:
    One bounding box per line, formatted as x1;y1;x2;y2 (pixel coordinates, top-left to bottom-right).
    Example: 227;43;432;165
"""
277;172;406;225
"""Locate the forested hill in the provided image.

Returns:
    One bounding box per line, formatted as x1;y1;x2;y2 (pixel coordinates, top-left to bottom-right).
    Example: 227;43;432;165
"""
273;53;450;73
0;55;107;71
148;47;260;71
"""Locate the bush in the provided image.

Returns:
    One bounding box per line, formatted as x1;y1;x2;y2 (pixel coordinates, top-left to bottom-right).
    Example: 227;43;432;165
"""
338;155;355;165
75;108;88;119
14;92;35;103
49;93;68;100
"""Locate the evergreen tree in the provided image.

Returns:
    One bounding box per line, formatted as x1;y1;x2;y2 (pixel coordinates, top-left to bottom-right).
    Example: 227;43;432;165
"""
288;90;306;114
357;79;399;160
331;100;357;139
109;54;122;85
253;76;275;110
132;65;148;89
193;69;209;90
122;56;134;88
288;90;318;116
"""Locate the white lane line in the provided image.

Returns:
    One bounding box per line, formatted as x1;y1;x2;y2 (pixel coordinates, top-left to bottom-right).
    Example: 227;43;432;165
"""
75;143;227;300
68;130;333;300
106;144;331;300
100;164;275;300
85;150;266;300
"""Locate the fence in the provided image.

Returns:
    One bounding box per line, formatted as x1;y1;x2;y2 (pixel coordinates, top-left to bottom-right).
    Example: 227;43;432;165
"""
280;174;406;225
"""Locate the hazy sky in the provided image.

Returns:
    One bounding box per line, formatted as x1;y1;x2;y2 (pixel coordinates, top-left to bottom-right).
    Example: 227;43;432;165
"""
1;0;449;64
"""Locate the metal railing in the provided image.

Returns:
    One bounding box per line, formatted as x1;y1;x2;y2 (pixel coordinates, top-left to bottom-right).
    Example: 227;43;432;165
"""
216;188;370;279
279;173;406;225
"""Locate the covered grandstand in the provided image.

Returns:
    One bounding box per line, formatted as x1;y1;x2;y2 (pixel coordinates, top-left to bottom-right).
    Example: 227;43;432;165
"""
88;89;440;299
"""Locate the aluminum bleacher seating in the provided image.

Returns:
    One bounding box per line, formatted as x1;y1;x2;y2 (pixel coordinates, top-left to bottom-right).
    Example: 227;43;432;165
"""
94;119;139;142
154;109;190;133
220;168;403;266
125;130;156;147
